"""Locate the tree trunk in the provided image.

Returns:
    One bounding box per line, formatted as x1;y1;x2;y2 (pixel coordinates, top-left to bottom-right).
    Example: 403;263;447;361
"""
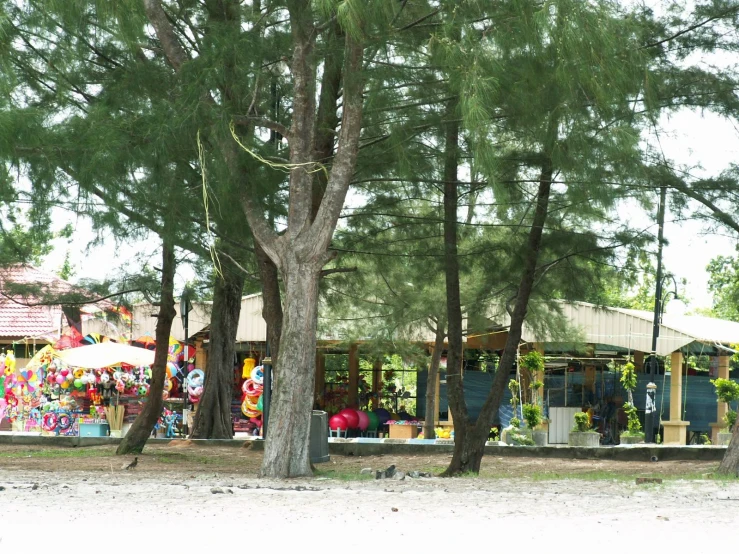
255;241;283;363
424;323;445;440
718;419;739;475
242;25;365;479
116;241;176;455
439;97;475;477
259;257;320;478
443;159;554;475
190;254;245;439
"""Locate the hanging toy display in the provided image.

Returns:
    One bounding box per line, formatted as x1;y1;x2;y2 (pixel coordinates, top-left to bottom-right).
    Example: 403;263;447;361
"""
241;357;256;379
241;365;264;420
186;369;204;402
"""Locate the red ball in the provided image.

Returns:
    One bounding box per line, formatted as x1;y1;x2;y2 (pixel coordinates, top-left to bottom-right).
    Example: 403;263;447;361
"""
338;408;359;429
329;414;349;430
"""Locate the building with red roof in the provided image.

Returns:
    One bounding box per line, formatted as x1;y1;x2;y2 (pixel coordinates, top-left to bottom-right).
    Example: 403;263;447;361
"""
0;265;122;364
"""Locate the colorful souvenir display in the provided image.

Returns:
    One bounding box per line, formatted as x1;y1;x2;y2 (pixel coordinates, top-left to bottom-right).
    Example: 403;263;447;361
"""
240;365;264;427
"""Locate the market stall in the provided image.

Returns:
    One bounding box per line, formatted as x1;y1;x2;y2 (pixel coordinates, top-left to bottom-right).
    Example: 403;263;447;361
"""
0;334;204;438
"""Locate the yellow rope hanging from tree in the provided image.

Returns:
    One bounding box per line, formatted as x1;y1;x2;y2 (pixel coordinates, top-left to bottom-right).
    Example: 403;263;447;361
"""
228;121;328;181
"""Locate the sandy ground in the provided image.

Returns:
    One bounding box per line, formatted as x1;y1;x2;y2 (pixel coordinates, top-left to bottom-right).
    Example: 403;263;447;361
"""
1;444;737;551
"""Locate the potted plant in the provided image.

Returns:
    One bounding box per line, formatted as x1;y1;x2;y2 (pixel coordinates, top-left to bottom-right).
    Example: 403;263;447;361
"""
619;362;644;444
568;411;600;447
711;378;739;445
507;416;534;446
505;379;533;445
522;402;547;446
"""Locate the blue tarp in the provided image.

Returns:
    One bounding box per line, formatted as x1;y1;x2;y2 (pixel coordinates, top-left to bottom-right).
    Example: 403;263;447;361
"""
417;369;735;431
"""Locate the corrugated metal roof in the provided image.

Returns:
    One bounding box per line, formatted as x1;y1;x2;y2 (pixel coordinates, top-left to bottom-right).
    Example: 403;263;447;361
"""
515;301;739;355
133;294;267;342
134;293;739;354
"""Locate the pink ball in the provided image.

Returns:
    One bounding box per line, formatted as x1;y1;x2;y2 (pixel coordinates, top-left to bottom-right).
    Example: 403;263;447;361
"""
56;375;65;385
356;410;369;431
338;408;359;429
329;414;349;431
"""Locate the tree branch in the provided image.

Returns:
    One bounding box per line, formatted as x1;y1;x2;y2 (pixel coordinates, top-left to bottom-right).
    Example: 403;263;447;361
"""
142;0;190;70
308;32;365;258
0;288;142;308
320;266;357;277
233;115;289;140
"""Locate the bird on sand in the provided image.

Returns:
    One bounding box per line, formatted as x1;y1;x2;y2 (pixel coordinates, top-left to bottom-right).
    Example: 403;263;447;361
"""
123;457;138;470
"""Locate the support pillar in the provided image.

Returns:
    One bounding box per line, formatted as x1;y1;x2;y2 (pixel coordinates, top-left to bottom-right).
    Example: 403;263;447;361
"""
315;350;326;408
195;339;207;371
634;351;645;373
348;344;359;408
371;358;382;411
661;351;690;445
434;371;440;424
534;342;545;407
710;355;731;442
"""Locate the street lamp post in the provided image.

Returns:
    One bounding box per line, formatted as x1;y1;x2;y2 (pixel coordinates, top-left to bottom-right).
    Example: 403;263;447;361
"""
646;186;667;443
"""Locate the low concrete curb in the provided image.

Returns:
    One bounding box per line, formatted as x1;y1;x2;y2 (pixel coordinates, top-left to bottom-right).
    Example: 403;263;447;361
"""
0;435;726;461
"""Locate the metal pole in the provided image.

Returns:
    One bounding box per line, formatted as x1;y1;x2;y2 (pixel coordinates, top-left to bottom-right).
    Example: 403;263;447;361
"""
182;314;189;436
646;185;667;443
262;340;272;439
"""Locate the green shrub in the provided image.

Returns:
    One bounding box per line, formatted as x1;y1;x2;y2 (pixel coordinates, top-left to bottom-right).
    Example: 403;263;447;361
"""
510;431;534;446
510;417;521;429
572;412;590;433
620;362;637;392
711;378;739;404
623;402;642;435
520;351;545;373
724;409;737;431
711;378;739;431
522;403;543;430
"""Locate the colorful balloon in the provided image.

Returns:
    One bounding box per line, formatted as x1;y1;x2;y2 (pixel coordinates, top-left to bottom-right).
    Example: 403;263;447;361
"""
329;414;349;431
373;408;391;425
338;408;359;429
366;411;380;430
356;410;369;431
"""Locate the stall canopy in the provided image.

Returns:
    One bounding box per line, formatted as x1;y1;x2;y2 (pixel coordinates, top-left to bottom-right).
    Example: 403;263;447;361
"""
55;342;155;368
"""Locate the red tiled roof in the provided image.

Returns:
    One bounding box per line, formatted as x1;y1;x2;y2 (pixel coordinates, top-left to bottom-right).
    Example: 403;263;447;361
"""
0;265;111;338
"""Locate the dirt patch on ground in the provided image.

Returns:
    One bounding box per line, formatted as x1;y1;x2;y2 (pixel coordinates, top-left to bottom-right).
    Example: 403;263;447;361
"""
0;442;721;480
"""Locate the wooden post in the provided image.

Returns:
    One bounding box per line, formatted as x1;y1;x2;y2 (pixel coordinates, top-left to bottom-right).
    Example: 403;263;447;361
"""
434;370;441;424
534;342;545;406
634;350;645;372
348;344;359;408
195;339;207;371
372;358;382;410
315;349;326;408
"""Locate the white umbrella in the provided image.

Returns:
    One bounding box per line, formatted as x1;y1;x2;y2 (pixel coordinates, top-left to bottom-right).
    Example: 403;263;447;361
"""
55;342;155;368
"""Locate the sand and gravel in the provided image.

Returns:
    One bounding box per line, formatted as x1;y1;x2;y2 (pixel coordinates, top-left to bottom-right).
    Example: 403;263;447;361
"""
0;444;736;551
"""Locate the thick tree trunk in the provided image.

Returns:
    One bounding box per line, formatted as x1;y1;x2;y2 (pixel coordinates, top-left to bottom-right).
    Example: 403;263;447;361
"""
116;241;176;455
443;159;554;475
718;421;739;475
259;258;320;478
255;241;283;363
243;25;365;480
190;255;245;439
424;323;445;440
